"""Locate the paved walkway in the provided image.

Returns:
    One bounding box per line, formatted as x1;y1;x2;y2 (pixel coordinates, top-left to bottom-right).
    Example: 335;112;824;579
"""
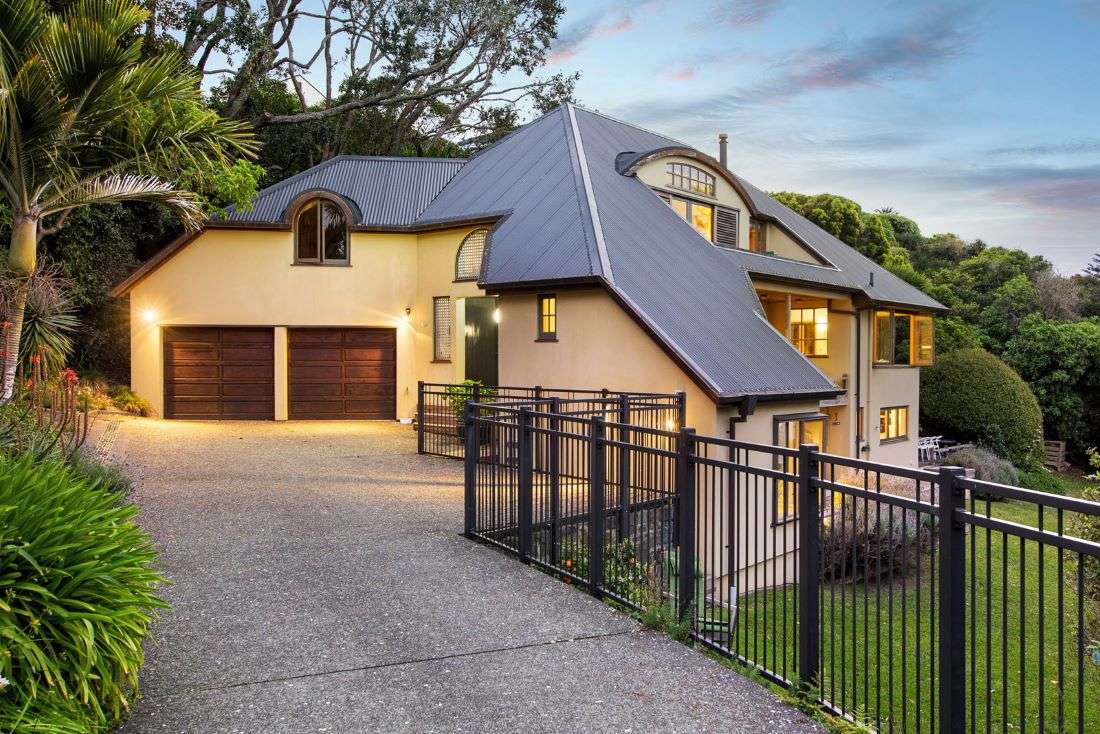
102;418;823;733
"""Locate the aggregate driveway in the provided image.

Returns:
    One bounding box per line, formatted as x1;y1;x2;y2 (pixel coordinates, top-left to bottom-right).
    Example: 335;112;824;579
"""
105;417;824;733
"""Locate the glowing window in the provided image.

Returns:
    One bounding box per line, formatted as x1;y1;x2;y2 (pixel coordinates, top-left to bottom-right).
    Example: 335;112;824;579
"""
880;406;909;441
791;307;828;356
537;294;557;340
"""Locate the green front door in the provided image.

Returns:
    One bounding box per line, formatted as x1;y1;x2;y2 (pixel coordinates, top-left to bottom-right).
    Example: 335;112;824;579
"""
464;297;498;385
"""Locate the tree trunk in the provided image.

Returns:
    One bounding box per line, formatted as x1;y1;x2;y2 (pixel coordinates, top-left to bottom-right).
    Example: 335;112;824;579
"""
2;217;37;402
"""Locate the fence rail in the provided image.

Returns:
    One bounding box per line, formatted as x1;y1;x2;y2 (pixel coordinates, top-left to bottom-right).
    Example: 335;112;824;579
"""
417;381;684;459
462;401;1100;733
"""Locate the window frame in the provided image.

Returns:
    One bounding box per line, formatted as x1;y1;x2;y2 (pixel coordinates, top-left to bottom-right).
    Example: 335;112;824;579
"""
536;293;557;342
666;162;717;197
293;196;351;266
748;218;767;253
660;191;715;242
873;310;935;367
879;405;910;443
454;228;489;282
790;305;829;357
432;296;453;363
772;412;828;523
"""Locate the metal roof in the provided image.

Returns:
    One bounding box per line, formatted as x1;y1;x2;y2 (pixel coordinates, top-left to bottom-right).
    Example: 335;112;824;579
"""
183;104;943;401
223;156;466;227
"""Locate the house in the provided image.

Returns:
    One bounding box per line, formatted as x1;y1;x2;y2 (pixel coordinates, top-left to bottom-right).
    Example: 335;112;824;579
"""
111;104;944;467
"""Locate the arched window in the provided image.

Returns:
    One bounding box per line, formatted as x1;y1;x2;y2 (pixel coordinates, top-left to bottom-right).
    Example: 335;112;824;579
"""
295;197;348;265
666;162;716;197
455;228;488;281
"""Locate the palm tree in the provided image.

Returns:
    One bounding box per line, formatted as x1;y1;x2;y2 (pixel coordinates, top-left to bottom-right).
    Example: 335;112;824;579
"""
0;0;255;399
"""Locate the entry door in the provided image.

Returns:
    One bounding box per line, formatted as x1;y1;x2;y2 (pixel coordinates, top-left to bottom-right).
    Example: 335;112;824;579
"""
464;297;498;385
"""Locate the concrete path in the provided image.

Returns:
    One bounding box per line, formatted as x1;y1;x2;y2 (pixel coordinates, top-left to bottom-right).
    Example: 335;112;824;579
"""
102;418;824;733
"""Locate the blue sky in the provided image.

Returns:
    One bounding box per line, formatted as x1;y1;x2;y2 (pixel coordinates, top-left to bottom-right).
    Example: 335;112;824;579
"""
544;0;1100;273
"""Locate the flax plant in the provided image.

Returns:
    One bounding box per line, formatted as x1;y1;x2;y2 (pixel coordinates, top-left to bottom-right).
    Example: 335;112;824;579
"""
0;454;167;729
0;0;256;399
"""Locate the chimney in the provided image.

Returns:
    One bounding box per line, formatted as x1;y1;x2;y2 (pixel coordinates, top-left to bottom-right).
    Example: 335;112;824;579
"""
718;133;728;169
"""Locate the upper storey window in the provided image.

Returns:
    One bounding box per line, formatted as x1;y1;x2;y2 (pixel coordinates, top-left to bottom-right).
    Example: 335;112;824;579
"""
667;162;716;197
874;311;935;366
455;229;488;281
295;198;348;265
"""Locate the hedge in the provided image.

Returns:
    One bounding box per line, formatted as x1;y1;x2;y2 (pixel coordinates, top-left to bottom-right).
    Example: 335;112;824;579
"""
920;348;1043;468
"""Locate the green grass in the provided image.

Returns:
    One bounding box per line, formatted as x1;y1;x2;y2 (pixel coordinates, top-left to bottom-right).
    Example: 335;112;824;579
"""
729;489;1100;733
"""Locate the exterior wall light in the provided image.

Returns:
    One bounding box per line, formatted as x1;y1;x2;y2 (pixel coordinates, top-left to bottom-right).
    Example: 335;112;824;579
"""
492;307;501;324
141;308;158;324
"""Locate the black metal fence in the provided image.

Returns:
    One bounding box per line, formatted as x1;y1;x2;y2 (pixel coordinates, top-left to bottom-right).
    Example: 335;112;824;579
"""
462;402;1100;733
417;381;684;459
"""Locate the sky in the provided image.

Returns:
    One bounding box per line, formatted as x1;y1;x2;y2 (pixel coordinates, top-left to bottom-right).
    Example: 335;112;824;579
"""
542;0;1100;273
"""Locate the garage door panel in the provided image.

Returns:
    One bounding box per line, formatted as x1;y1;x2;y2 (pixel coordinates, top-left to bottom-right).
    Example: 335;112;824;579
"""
166;364;219;379
165;327;273;420
290;347;343;362
288;327;395;419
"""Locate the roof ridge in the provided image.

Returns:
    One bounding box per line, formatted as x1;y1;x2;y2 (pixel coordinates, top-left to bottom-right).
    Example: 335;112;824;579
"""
564;104;613;282
329;154;467;163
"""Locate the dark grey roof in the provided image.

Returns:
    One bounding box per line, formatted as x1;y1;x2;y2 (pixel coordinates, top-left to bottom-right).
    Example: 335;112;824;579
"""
223;156;465;227
413;104;943;400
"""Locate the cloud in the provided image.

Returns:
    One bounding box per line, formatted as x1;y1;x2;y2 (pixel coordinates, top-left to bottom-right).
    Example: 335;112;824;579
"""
713;0;782;26
987;139;1100;157
756;4;980;98
549;2;663;63
975;164;1100;214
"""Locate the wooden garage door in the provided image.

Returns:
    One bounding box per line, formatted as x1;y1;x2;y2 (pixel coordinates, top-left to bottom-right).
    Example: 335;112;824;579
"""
288;328;396;419
164;327;274;419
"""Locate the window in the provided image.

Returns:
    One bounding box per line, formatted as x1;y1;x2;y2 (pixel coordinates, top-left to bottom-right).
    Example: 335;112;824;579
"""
667;162;716;197
874;310;935;365
664;194;714;241
455;229;488;281
880;406;909;441
714;207;739;249
749;219;766;253
433;297;452;361
537;294;557;341
774;415;827;520
790;306;828;356
295;198;348;264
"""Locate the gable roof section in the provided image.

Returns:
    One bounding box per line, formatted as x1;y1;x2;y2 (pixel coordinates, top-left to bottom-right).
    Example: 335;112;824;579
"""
416;107;604;283
225;155;466;227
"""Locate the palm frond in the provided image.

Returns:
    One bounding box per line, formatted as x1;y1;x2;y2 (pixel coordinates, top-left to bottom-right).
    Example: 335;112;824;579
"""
40;174;204;229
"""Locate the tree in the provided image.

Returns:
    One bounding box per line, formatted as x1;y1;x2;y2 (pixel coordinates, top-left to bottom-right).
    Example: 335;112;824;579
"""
0;0;255;398
978;274;1040;350
771;192;891;262
159;0;575;145
1033;269;1081;321
1003;315;1100;455
1078;253;1100;317
877;207;923;250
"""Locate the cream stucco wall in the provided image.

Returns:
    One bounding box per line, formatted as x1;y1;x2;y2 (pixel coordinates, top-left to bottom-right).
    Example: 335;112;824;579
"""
760;221;823;265
496;289;718;433
854;310;921;467
128;225;487;420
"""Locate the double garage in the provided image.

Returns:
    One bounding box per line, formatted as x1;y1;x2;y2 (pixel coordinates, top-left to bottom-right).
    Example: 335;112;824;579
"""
163;326;396;420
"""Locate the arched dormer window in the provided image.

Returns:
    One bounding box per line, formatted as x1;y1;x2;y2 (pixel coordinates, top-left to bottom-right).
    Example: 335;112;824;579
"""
455;228;488;281
666;162;715;197
295;197;349;265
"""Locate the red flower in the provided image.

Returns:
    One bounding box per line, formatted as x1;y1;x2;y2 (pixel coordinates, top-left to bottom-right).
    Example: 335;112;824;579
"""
30;354;40;365
24;379;33;390
61;368;79;384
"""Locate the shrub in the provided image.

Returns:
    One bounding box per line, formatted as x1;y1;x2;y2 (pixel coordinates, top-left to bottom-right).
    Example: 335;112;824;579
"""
444;379;497;422
920;348;1044;468
821;468;933;581
109;384;153;416
1075;449;1100;641
945;446;1020;487
1017;468;1066;496
0;455;166;730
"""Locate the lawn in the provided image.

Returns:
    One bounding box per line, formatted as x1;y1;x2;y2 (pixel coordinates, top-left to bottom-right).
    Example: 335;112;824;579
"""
730;475;1100;733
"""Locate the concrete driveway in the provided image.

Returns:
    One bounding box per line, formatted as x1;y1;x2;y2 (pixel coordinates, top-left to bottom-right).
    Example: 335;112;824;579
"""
102;417;823;733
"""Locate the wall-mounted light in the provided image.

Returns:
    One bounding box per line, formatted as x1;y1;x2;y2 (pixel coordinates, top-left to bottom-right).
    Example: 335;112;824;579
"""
402;307;412;325
141;308;158;324
492;307;501;324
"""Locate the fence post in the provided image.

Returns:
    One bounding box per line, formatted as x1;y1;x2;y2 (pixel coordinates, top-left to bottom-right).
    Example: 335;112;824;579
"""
589;416;606;596
797;443;821;691
618;394;630;540
518;407;534;564
938;465;967;734
549;397;562;568
463;401;478;538
677;427;697;622
416;381;425;454
675;390;687;429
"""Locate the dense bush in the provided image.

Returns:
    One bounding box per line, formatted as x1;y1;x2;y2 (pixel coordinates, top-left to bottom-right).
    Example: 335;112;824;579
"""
1017;468;1066;495
1076;450;1100;641
0;455;166;730
108;384;153;417
920;349;1043;468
